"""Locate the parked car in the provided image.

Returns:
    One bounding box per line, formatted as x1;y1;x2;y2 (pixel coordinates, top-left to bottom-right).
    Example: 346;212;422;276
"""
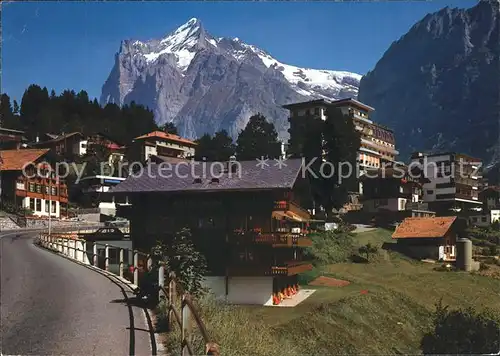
86;227;125;240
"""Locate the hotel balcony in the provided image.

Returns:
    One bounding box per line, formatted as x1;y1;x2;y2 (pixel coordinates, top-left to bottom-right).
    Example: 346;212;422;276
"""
350;112;373;124
360;138;399;155
359;146;381;157
227;261;313;276
231;231;312;247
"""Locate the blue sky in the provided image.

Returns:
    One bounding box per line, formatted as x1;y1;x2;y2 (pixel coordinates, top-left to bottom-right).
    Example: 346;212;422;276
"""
2;0;477;103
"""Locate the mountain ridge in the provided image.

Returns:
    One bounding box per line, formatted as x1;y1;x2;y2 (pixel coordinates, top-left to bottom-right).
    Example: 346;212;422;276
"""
358;0;500;167
100;18;362;140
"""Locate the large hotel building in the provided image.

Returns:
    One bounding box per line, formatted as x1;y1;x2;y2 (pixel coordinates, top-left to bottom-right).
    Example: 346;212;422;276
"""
283;98;399;193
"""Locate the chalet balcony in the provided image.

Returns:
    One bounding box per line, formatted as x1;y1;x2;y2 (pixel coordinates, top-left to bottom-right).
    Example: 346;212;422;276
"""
273;200;311;221
231;230;312;247
227;261;313;276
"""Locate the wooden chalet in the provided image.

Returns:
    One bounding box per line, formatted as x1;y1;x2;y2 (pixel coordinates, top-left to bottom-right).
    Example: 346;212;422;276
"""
0;149;69;218
111;158;314;305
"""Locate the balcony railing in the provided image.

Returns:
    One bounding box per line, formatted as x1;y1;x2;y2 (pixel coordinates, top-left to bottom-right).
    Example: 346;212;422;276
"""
231;231;312;247
273;200;311;220
227;261;313;276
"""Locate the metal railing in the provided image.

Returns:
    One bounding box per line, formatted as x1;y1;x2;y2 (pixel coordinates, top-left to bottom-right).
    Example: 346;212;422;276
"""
35;231;219;356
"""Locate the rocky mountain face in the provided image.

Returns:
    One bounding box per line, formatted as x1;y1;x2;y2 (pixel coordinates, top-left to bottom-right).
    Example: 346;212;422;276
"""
100;18;361;140
358;0;500;167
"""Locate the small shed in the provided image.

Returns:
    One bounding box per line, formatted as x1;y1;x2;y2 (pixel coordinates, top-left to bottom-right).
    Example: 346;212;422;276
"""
392;216;458;261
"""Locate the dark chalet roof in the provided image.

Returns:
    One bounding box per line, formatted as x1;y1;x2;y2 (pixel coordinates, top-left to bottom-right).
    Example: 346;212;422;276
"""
111;158;305;194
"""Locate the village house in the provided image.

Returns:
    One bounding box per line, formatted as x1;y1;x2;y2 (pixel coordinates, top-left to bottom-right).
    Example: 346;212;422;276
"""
86;132;126;163
361;166;435;219
0;127;27;149
76;175;129;218
468;210;500;227
392;216;461;261
0;149;69;218
480;186;500;211
31;132;88;158
111;158;314;305
128;130;196;163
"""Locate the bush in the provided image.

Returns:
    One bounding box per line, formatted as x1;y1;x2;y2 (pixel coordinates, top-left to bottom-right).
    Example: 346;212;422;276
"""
151;228;208;298
421;299;500;354
358;243;378;262
479;262;490;271
304;230;354;265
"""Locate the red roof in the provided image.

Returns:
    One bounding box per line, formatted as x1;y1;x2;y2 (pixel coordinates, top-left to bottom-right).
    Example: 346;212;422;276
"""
134;131;196;146
0;149;50;171
392;216;457;239
105;142;125;150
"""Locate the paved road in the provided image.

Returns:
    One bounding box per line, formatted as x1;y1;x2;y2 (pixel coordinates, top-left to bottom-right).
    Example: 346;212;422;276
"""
0;231;155;355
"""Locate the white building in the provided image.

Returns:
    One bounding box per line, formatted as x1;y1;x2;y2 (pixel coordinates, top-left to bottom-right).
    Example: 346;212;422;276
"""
410;152;483;213
78;175;129;217
130;131;196;162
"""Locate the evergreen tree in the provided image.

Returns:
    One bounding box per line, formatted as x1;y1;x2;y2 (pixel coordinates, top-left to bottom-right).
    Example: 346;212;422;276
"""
159;122;178;135
194;130;235;161
0;94;14;127
9;84;159;148
194;133;214;161
287;107;360;217
236;113;281;160
20;85;50;137
322;107;360;214
12;100;19;115
212;130;236;161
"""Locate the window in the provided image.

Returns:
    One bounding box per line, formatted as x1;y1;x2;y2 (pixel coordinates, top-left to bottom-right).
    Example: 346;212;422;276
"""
427;190;434;195
481;216;487;222
472;217;478;222
45;200;49;212
52;202;57;213
314;107;320;115
51;187;57;196
29;183;35;192
45;186;50;194
36;199;41;212
36;184;41;194
29;199;35;211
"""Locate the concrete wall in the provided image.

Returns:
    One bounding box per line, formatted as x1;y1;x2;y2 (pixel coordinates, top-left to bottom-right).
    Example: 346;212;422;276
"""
203;276;274;305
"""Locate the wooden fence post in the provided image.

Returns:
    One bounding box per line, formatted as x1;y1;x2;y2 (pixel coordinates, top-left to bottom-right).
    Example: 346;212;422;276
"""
105;244;109;271
82;240;87;264
93;242;98;267
133;251;139;286
181;295;192;356
119;248;124;278
158;264;165;302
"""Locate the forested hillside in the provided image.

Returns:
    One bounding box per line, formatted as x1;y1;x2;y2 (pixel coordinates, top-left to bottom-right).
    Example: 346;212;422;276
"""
0;84;158;144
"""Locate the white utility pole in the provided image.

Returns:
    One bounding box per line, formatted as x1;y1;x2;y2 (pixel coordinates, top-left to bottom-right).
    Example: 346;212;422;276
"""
48;171;52;236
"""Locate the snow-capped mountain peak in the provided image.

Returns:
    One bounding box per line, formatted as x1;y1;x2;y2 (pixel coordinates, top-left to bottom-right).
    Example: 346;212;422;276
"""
130;18;214;70
123;18;361;97
103;18;362;141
